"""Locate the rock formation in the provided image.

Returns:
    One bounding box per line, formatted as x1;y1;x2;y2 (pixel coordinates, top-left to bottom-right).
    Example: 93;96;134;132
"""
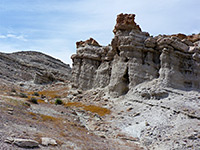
1;14;200;150
71;38;112;90
71;13;200;97
0;51;71;84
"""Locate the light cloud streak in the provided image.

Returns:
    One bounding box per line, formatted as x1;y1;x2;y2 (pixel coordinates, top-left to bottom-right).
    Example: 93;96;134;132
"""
0;34;27;41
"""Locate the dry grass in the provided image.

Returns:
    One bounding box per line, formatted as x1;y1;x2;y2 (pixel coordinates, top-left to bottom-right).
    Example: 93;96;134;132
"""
27;87;69;100
40;114;59;122
65;102;111;116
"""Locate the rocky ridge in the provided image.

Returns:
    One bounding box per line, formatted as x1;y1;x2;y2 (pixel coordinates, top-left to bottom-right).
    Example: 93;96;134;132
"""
0;51;71;84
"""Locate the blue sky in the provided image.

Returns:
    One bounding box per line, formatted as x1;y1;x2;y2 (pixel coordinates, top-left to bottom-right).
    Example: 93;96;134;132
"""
0;0;199;65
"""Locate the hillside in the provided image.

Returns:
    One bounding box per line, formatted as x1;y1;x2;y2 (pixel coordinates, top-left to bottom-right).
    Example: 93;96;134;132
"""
0;13;200;150
0;51;71;83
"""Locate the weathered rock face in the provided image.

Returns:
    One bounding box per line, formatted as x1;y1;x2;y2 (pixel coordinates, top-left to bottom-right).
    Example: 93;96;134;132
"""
71;13;200;96
113;13;141;34
34;72;56;84
110;14;160;96
71;38;111;90
0;51;71;83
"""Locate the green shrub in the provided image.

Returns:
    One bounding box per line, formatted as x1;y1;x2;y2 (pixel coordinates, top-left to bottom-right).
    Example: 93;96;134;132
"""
23;102;31;107
11;88;16;93
19;93;28;98
41;94;46;99
33;92;40;96
55;98;63;105
29;97;38;104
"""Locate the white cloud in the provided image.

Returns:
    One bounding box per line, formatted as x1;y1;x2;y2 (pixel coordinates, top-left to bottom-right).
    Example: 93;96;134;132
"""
0;35;6;39
0;34;27;41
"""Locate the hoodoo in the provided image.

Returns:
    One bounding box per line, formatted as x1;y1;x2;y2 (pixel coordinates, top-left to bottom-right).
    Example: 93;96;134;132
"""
71;13;200;96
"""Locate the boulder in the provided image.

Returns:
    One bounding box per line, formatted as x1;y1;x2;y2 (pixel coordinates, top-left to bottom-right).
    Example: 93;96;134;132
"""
170;39;189;52
41;137;57;146
34;72;55;84
144;37;156;48
5;137;39;148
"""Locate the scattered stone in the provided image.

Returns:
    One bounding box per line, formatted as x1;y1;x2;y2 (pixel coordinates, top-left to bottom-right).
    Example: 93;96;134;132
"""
5;137;39;148
7;108;14;111
188;135;197;140
7;111;13;115
41;137;57;146
133;112;140;117
145;122;150;126
34;72;55;84
127;107;133;111
142;137;153;146
117;134;139;141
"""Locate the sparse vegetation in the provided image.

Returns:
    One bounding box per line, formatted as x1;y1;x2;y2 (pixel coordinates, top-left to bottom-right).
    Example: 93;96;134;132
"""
11;88;16;93
23;102;31;107
19;92;28;98
55;98;63;105
33;92;40;96
38;90;59;99
29;97;38;104
40;114;58;122
40;94;46;99
65;102;111;116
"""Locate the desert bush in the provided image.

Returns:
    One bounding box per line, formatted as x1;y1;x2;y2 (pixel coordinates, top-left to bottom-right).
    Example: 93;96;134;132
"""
40;94;46;99
33;92;40;96
11;88;16;93
19;93;28;98
55;98;63;105
29;97;38;104
23;102;31;107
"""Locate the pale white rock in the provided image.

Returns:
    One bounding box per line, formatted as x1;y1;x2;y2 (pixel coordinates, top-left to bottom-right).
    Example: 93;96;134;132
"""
123;121;146;138
192;53;200;62
188;46;200;53
71;13;200;93
108;56;129;97
94;61;111;88
41;137;57;146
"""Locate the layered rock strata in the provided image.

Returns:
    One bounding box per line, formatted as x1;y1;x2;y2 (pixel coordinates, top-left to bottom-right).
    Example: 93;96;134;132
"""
0;51;71;84
71;13;200;96
71;38;112;90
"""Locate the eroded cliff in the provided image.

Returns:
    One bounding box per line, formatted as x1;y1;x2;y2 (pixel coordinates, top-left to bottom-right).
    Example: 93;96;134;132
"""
71;13;200;97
